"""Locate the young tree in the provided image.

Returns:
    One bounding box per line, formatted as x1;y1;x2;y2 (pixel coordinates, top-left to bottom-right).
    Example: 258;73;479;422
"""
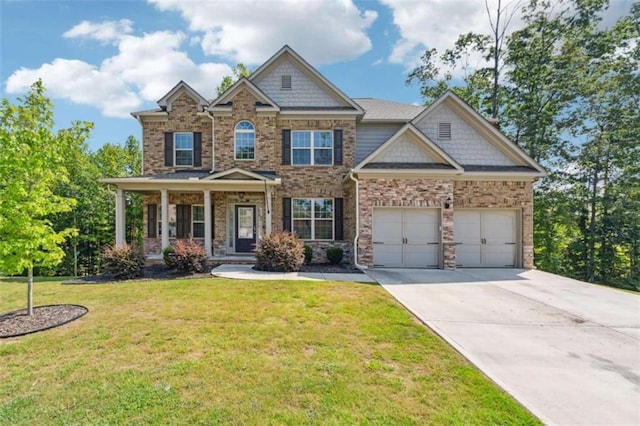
0;81;92;314
216;63;252;96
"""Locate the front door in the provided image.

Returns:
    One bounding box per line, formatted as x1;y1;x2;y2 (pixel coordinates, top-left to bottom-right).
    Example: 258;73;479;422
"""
235;205;256;253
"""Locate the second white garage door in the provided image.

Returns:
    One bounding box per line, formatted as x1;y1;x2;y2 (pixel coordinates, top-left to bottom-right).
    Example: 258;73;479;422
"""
373;208;440;268
454;210;518;267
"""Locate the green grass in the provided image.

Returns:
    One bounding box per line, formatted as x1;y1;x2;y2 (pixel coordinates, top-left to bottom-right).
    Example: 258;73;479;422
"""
1;277;540;425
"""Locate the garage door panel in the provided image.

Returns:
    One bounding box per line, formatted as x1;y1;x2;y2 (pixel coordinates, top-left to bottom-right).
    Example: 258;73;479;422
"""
454;210;518;268
405;245;439;268
373;208;440;268
373;243;403;267
454;211;481;245
484;211;516;244
373;209;402;244
405;210;438;244
456;245;482;267
482;245;516;267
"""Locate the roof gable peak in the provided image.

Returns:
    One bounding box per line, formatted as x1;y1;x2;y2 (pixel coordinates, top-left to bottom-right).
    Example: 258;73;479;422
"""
157;80;208;112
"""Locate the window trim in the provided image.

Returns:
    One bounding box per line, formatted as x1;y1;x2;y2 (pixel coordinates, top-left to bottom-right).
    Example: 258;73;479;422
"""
234;120;256;161
291;130;334;166
174;132;194;166
291;198;334;241
191;204;205;239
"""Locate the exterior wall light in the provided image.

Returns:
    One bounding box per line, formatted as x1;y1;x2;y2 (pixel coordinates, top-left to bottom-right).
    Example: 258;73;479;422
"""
444;196;452;209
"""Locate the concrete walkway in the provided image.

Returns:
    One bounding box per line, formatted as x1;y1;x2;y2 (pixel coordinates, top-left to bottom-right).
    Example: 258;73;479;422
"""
369;268;640;426
211;264;376;283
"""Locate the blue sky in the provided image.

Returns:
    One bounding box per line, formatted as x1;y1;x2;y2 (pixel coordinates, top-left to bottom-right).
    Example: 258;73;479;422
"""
1;0;632;152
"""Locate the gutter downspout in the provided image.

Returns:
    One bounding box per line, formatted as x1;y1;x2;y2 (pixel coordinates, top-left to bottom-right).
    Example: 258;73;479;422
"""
348;171;367;270
207;111;215;172
133;114;145;175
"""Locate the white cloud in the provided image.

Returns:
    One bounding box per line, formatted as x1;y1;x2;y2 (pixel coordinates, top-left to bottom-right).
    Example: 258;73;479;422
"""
382;0;634;70
6;59;141;118
148;0;377;66
6;23;233;118
381;0;524;69
63;19;134;44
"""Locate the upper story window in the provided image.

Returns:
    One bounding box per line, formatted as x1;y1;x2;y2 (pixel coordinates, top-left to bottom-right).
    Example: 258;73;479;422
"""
438;122;452;140
164;132;202;168
292;131;333;165
175;133;194;166
235;121;255;160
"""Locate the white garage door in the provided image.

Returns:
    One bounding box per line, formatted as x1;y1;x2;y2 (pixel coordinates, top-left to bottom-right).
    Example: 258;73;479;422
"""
454;210;518;267
373;208;440;268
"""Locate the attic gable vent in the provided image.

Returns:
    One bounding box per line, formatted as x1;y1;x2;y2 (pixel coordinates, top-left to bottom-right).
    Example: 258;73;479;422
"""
438;122;452;140
281;75;292;90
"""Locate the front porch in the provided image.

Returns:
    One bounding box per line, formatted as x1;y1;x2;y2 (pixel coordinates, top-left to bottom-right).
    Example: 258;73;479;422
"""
102;168;281;258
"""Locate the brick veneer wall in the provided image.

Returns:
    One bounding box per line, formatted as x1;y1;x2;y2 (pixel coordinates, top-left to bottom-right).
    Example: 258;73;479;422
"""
357;178;455;268
453;180;534;269
142;92;212;174
355;177;534;269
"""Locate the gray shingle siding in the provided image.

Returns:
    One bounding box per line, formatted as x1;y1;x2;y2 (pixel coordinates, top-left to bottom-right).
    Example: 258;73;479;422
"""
355;123;403;163
255;60;341;108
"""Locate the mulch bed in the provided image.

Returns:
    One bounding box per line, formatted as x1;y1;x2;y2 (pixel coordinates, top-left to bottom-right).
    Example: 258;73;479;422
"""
63;263;216;285
65;262;363;285
298;263;364;274
0;304;88;339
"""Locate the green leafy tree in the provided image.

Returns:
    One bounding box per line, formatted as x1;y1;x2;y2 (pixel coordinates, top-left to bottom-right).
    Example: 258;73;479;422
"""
407;0;639;289
53;135;143;276
216;63;252;96
0;81;92;314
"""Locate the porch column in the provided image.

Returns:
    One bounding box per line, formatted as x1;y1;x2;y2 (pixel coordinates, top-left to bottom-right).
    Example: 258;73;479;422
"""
265;187;272;234
115;188;126;247
161;189;169;250
203;190;212;257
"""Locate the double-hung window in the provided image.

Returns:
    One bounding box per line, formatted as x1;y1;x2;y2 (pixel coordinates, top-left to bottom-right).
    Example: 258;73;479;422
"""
192;205;205;238
235;121;255;160
175;133;194;166
292;198;334;240
292;131;333;165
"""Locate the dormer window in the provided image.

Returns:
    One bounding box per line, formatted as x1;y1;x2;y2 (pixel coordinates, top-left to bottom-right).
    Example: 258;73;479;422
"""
281;75;292;90
438;122;452;140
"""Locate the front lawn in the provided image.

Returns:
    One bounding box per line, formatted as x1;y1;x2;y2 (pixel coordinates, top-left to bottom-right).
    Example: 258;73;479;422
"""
0;277;539;424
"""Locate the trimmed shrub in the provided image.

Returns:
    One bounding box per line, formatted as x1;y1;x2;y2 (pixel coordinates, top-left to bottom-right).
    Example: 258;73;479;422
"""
162;245;175;266
303;244;313;265
326;246;344;265
101;244;145;279
164;239;207;273
255;231;304;272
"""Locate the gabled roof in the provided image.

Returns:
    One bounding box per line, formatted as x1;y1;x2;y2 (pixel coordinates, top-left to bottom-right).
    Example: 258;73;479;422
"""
209;78;280;111
157;80;208;112
201;168;280;182
353;98;425;122
412;91;546;175
248;45;363;113
354;123;463;172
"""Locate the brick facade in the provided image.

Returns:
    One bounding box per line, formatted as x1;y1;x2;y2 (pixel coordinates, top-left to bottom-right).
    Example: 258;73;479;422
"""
453;180;534;269
126;54;541;269
357;178;454;268
143;93;212;174
354;177;534;269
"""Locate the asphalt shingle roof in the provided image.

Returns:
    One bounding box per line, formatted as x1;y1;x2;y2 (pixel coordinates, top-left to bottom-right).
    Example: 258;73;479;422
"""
353;98;425;121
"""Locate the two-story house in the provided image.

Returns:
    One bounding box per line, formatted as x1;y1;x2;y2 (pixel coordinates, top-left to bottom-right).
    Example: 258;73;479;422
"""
103;45;545;269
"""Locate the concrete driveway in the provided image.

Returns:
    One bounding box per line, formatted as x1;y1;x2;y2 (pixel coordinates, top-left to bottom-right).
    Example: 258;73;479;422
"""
365;268;640;426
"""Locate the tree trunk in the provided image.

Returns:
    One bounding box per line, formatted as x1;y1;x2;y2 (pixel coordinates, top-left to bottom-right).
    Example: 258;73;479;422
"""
27;266;34;316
